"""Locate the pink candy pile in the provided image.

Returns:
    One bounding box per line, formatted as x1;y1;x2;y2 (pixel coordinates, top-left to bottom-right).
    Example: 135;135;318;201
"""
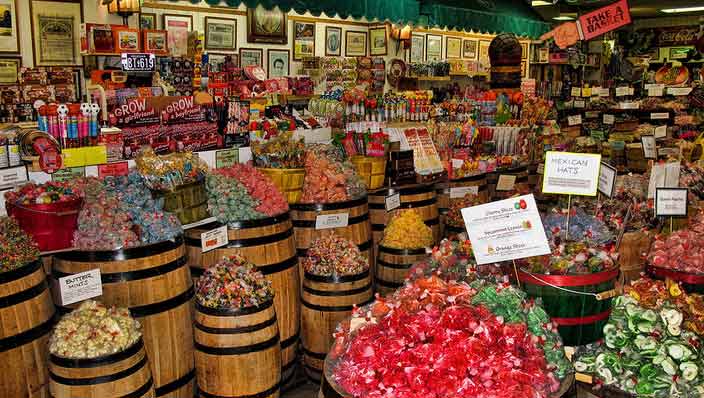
210;164;288;217
648;212;704;274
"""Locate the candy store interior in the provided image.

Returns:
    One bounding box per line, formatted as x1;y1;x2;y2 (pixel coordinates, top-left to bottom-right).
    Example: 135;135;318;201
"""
4;0;704;397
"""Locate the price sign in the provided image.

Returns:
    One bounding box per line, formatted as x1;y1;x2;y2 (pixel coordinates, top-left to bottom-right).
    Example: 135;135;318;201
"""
641;135;657;159
654;125;667;139
121;53;156;72
647;84;664;97
615;86;630;97
537;164;544;175
496;175;516;191
51;167;85;182
58;269;102;306
590;130;605;140
385;193;401;211
542;151;602;196
619;101;639;110
651;112;669;120
98;162;129;178
568;115;582;126
585;111;600;119
668;87;693;96
655;188;688;217
216;149;238;168
574;100;586;108
570;87;582;97
201;225;228;252
598;87;610;97
451;158;464;169
450;186;478;198
603;114;615;125
315;213;349;229
598;162;617;198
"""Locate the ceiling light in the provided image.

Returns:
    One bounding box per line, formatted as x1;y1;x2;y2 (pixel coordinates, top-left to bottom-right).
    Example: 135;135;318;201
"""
661;6;704;13
532;1;554;6
553;15;575;20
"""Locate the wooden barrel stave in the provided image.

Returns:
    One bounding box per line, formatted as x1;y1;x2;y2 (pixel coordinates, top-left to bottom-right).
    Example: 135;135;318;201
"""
49;339;155;398
0;260;55;398
618;230;652;286
53;238;195;398
376;247;427;296
194;301;281;398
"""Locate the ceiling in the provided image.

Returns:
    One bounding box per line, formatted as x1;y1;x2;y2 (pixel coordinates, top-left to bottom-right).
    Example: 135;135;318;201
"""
529;0;704;21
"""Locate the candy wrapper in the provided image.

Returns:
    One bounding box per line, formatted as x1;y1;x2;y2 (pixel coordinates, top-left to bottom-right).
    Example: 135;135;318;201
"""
407;239;506;284
446;193;484;228
0;217;40;272
135;147;208;191
300;144;366;203
542;207;615;247
252;132;305;168
4;181;80;205
329;277;572;398
647;211;704;274
301;235;368;277
380;209;434;250
522;241;618;275
195;255;273;310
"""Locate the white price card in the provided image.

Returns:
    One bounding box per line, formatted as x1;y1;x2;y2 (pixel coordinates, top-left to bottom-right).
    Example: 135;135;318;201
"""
668;87;693;96
598;87;610;97
0;166;27;189
451;158;464;169
641;135;657;159
651;112;669;120
654;125;667;139
568;115;582;126
461;194;551;265
450;185;478;198
598;162;617;198
615;86;630;96
58;269;102;306
542;151;602;196
574;100;586;108
603;114;615;125
537;164;545;175
385;193;401;211
496;175;517;191
655;188;688;217
647;84;664;97
315;213;349;229
585;111;600;119
201;225;228;252
571;87;581;97
619;101;640;109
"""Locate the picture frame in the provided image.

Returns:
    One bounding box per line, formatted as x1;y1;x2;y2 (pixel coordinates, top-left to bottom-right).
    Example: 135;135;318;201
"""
462;39;477;60
30;0;83;66
521;60;528;78
479;40;491;60
369;26;387;56
239;47;263;67
410;34;424;64
345;30;367;57
325;26;342;56
114;27;140;52
208;52;238;68
538;47;549;63
0;56;20;84
139;13;157;30
292;20;315;61
143;30;168;55
669;47;690;60
520;42;528;60
163;14;192;57
426;34;442;61
446;36;461;59
0;0;18;54
247;6;287;44
204;16;237;52
267;49;290;78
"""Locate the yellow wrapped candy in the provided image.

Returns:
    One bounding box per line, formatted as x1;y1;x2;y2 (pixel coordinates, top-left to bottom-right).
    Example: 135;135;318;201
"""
381;209;434;250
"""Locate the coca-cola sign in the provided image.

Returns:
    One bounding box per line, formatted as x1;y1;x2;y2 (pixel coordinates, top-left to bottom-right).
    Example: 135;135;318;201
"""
656;27;699;47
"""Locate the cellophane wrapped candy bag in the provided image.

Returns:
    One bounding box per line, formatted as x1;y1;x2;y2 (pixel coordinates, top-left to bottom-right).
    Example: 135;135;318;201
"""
252;132;305;168
195;255;274;310
647;211;704;274
407;239;506;284
300;144;366;203
135;147;208;191
329;276;573;398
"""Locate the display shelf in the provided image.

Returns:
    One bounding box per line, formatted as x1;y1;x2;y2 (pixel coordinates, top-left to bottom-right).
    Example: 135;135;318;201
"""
414;76;452;82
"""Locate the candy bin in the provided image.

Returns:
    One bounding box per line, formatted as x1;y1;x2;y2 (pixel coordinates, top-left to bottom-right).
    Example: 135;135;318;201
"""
350;155;386;190
253;132;306;204
4;182;82;251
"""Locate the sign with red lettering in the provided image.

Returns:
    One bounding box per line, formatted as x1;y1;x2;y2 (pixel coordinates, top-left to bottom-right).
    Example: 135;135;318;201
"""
578;0;631;41
98;161;129;178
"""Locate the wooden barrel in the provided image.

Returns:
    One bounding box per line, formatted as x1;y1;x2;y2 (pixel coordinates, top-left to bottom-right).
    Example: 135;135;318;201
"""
489;166;529;201
518;268;618;346
52;237;195;398
376;246;427;296
646;264;704;294
618;230;652;286
194;300;281;398
0;260;55;398
436;174;487;237
184;213;300;388
290;196;372;271
301;270;373;382
49;339;155;398
368;184;440;254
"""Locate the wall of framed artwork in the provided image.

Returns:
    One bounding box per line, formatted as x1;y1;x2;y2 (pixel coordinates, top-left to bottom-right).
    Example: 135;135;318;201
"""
267;49;290;78
345;30;367;57
30;0;82;66
239;47;263;67
247;6;287;44
0;0;19;54
204;16;237;52
293;21;314;61
369;26;387;56
446;37;461;59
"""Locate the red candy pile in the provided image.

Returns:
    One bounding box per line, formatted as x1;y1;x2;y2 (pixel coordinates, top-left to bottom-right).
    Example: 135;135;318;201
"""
648;212;704;274
212;164;289;216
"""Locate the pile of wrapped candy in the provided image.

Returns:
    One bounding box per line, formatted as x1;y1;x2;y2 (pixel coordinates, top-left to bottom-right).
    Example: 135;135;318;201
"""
206;164;288;224
330;277;572;398
4;181;80;205
574;295;704;397
73;172;182;250
523;241;618;275
647;212;704;274
407;239;505;283
300;144;366;203
49;300;141;359
680;162;704;200
542;207;614;246
252;132;305;168
381;209;434;250
301;235;368;277
135;148;208;191
0;217;40;272
446;193;483;227
195;255;273;310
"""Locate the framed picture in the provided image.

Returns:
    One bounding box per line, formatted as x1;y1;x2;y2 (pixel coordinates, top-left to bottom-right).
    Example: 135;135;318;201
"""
521;60;528;78
521;42;528;60
479;40;491;60
426;34;442;61
139;13;156;30
239;47;263;67
143;30;168;55
369;26;387;56
293;21;314;61
114;28;140;52
205;16;236;52
208;52;238;68
267;49;289;78
0;0;18;54
538;47;549;63
462;39;477;60
163;14;192;57
325;26;341;56
410;34;424;63
446;37;461;59
345;31;367;57
0;56;19;83
670;47;690;60
247;6;287;44
30;0;83;66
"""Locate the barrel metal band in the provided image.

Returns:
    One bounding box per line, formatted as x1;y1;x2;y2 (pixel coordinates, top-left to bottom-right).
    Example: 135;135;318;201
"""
198;380;280;398
280;331;300;349
190;266;205;278
292;213;369;228
196;300;273;316
50;340;144;368
195;335;280;356
122;377;154;398
375;278;404;289
376;259;413;270
372;217;439;231
53;257;187;284
49;356;148;385
0;279;48;309
154;368;195;397
302;347;327;360
297;239;371;258
256;256;298;276
0;313;55;352
290;196;368;212
0;260;42;284
379;246;427;256
55;236;184;262
223;213;291;229
304;270;369;283
301;297;373;312
370;184;433;197
129;286;195;318
185;228;294;249
368;197;437;210
302;283;372;296
195;316;277;335
438;184;488;195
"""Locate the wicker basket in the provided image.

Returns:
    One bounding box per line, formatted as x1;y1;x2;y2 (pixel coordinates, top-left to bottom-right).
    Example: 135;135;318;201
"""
155;180;210;225
350;155;386;190
258;167;305;204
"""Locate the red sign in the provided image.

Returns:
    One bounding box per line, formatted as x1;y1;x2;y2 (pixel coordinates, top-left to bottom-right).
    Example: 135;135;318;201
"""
578;0;631;41
98;161;129;178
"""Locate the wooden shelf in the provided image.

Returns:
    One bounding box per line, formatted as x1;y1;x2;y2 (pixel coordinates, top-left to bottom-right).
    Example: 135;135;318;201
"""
414;76;451;82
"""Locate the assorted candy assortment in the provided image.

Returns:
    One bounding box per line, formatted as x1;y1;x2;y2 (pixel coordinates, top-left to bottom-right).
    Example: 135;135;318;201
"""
574;295;704;397
0;216;40;272
135;148;208;191
381;209;434;250
407;239;505;284
252;132;305;168
301;235;368;277
543;207;615;247
445;193;483;227
523;241;618;275
330;277;572;398
49;300;141;359
300;144;366;203
195;255;274;310
206;164;288;224
4;181;80;205
647;212;704;274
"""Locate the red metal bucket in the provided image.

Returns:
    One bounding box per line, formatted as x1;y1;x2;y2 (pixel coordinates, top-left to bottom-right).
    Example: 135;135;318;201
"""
7;198;82;251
